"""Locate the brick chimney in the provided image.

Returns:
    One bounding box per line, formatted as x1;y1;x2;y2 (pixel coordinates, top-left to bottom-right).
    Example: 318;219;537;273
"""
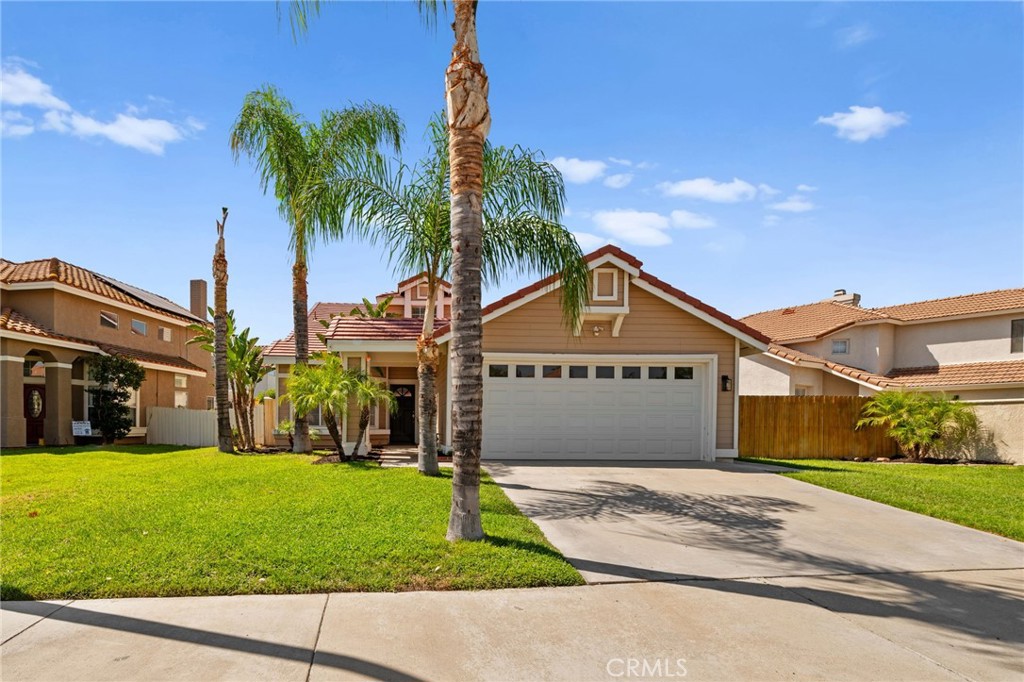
831;288;861;307
190;279;208;320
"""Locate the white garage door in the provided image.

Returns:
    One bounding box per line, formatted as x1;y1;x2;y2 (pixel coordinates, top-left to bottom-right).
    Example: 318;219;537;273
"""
482;357;707;460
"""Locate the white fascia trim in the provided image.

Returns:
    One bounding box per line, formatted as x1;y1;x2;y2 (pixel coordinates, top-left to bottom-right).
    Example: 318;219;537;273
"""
630;277;769;352
43;362;74;369
262;356;328;366
0;355;25;362
0;330;100;353
139;361;206;377
583;305;630;315
588;253;640;277
326;340;416;353
2;282;199;328
959;398;1024;404
852;308;1024;329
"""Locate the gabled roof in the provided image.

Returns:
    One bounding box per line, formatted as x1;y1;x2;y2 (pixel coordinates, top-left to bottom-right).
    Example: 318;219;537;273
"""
396;271;452;290
874;289;1024;322
744;288;1024;343
0;307;205;374
0;257;203;323
887;360;1024;388
432;245;769;346
326;317;429;341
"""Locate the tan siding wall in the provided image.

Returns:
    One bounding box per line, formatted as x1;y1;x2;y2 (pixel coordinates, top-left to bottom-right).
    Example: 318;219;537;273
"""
483;285;738;449
389;366;417;381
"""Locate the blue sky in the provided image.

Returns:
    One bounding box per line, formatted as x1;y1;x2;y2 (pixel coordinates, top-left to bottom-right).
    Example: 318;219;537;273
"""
3;1;1022;343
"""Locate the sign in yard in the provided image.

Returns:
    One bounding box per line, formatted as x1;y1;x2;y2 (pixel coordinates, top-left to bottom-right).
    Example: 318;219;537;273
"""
72;421;93;436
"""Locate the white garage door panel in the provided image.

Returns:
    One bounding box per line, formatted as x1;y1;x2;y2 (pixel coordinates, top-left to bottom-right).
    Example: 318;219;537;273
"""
482;360;706;461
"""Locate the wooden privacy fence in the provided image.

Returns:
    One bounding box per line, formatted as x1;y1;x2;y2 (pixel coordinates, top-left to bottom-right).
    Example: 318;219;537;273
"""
739;396;898;459
146;407;216;447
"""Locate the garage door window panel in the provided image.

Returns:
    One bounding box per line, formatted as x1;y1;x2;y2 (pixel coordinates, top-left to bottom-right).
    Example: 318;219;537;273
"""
622;366;641;379
595;366;615;379
543;365;562;378
515;365;535;378
569;365;589;379
648;366;668;380
675;367;694;380
488;364;509;378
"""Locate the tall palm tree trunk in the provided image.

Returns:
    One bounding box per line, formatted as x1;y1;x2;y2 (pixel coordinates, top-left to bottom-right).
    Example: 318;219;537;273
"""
355;406;372;460
292;248;313;454
417;279;440;475
213;209;233;454
445;0;490;542
323;409;346;457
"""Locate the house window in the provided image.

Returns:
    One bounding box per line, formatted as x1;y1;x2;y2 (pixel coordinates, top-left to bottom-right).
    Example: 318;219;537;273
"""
174;390;188;408
416;283;429;300
831;339;849;355
174;374;188;389
674;367;694;380
131;319;147;336
542;365;562;378
569;365;589;379
158;327;172;342
206;396;215;410
411;306;426;319
648;366;668;380
126;388;140;428
593;269;618;301
488;364;509;378
100;311;119;329
23;357;44;378
306;405;323;427
622;366;641;379
595;366;615;379
1012;319;1024;354
515;365;535;378
794;386;811;396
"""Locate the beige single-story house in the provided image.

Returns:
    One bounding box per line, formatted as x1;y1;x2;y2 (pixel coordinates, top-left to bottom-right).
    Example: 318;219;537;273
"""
261;245;770;461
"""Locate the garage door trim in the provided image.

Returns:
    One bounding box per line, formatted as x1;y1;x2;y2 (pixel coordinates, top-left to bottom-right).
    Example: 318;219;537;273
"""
481;352;719;461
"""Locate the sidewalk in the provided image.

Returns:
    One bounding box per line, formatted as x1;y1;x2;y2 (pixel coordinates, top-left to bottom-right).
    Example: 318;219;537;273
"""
3;570;1022;681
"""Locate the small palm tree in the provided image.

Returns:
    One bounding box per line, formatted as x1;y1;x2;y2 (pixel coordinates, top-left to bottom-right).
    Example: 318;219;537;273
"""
347;295;397;318
339;115;589;483
350;371;398;458
286;353;355;457
858;391;979;459
231;85;402;454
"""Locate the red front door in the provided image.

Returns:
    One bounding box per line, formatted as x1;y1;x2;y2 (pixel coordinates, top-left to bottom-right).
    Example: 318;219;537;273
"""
24;385;45;445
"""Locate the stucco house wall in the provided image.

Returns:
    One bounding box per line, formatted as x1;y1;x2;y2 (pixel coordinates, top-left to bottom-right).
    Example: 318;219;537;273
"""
739;354;790;395
892;314;1021;368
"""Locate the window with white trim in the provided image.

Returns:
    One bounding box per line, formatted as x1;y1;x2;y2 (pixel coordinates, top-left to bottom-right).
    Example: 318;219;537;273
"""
593;269;618;301
174;374;188;408
126;388;140;427
100;311;119;329
831;339;849;355
411;306;426;319
158;327;172;342
416;283;429;300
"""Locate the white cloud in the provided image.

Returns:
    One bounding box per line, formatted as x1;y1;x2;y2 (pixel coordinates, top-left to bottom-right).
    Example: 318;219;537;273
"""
670;209;716;229
572;231;613;251
609;157;632;167
551;156;607;184
757;183;780;198
836;24;876;49
817;105;908;142
603;173;633;189
608;157;653;170
2;59;200;155
796;184;818;192
762;215;781;227
770;194;816;213
592;210;672;246
1;63;70;111
657;177;758;203
1;110;34;138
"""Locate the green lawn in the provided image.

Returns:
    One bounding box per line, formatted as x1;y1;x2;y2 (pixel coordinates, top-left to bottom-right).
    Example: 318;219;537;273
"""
745;458;1024;541
0;446;583;600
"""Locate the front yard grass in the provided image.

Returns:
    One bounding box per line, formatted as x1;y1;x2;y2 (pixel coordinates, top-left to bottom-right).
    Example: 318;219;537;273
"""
0;446;584;600
744;458;1024;542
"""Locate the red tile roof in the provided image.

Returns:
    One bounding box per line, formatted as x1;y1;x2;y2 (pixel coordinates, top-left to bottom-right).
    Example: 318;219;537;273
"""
0;307;205;373
767;345;902;389
874;289;1024;322
887;360;1024;387
744;288;1024;343
0;257;203;323
326;317;428;341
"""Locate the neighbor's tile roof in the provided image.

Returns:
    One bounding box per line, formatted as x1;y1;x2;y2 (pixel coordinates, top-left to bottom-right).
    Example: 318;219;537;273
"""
432;245;767;344
873;289;1024;322
327;317;428;341
767;345;902;389
743;301;889;343
309;302;365;321
0;307;206;373
744;288;1024;343
262;330;327;358
0;257;202;323
886;360;1024;387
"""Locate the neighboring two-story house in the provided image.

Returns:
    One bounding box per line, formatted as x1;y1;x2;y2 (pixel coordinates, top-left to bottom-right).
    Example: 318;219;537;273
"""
0;258;213;447
740;288;1024;461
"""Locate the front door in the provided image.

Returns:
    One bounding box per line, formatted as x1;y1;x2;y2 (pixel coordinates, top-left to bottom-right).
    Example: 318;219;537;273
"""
390;385;416;444
24;385;45;445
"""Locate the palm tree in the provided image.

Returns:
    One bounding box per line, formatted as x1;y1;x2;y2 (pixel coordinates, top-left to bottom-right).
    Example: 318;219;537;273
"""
350;371;398;458
341;116;589;480
287;353;354;457
286;0;492;539
212;208;233;453
858;391;979;459
230;85;402;453
347;295;397;318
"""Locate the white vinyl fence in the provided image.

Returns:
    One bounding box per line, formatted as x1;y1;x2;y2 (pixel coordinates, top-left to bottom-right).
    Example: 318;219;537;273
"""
146;407;216;447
